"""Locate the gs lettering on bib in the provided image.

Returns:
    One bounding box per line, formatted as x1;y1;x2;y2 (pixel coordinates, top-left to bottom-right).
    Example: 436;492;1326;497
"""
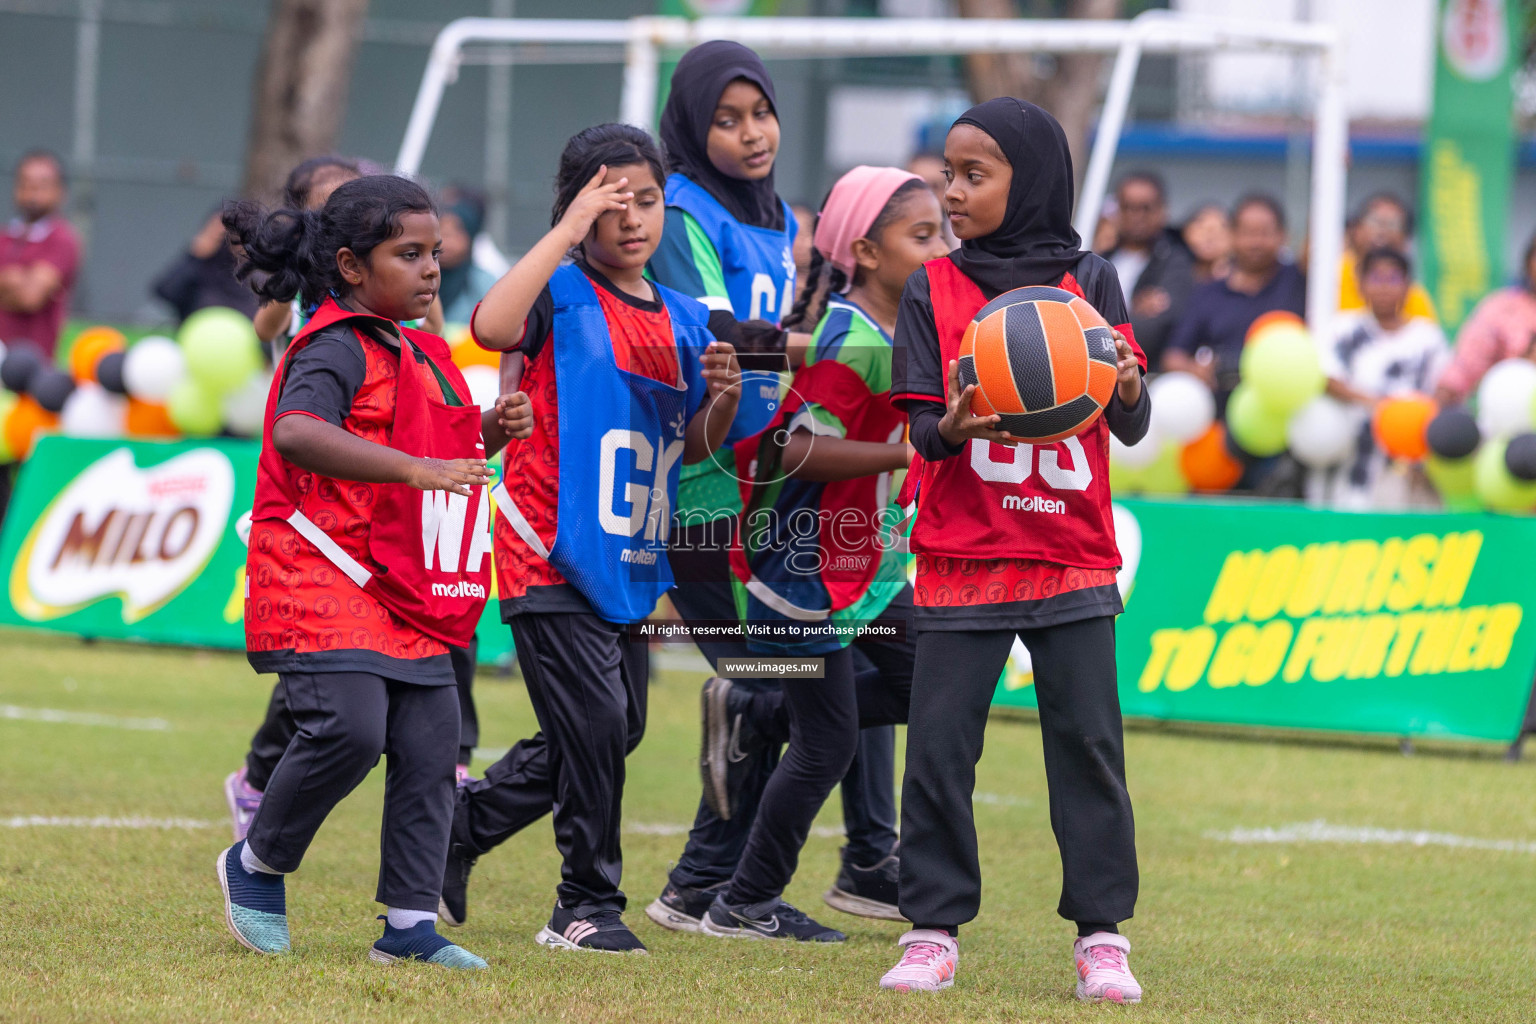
492;264;711;623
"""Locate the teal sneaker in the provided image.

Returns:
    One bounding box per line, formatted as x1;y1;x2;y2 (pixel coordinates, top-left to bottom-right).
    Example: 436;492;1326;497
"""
216;841;290;954
369;917;488;970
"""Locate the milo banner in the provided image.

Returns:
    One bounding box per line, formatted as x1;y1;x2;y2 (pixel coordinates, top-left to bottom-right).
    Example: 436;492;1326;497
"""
1419;0;1519;330
993;499;1536;743
0;436;511;660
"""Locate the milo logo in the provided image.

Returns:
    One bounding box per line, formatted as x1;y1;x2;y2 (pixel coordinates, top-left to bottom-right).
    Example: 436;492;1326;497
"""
10;447;234;622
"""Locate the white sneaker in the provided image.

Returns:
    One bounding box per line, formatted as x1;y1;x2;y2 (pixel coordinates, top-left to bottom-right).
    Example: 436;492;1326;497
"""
879;929;959;992
1074;932;1142;1004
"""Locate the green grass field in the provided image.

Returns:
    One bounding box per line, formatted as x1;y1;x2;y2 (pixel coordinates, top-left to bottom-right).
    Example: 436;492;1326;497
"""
2;627;1533;1023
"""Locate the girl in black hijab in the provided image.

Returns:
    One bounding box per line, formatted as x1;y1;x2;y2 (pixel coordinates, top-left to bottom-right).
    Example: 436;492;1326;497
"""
658;39;785;231
878;98;1152;1002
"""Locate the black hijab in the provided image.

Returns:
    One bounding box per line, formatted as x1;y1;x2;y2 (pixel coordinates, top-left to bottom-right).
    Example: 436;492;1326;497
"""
948;97;1085;294
659;40;785;231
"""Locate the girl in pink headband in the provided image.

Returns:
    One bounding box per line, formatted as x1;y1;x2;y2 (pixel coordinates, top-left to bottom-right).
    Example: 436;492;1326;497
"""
701;167;950;939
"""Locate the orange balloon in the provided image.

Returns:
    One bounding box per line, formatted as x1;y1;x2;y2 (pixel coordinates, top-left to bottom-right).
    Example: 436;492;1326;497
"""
450;326;500;370
1180;422;1244;492
125;397;178;437
1244;310;1305;345
1372;393;1437;462
68;326;128;382
4;394;59;460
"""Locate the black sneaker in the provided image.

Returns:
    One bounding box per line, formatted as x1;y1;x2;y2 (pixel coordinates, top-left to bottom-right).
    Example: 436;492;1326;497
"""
534;902;648;954
699;894;847;942
823;845;904;921
700;677;768;820
438;841;477;928
644;879;726;933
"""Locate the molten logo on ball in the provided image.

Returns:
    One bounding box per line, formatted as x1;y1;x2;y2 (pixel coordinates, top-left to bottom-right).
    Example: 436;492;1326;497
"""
957;285;1119;444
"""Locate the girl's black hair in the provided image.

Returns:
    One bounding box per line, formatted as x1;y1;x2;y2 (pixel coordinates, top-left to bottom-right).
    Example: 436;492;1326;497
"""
223;174;437;305
784;178;929;331
282;155;362;209
551;123;667;229
1358;245;1412;280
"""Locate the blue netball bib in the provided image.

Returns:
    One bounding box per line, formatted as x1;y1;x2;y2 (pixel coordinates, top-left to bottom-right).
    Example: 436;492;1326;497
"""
542;264;711;623
665;173;796;441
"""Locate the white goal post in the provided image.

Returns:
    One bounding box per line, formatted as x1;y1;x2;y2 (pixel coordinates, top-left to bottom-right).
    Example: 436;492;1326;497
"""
395;10;1346;340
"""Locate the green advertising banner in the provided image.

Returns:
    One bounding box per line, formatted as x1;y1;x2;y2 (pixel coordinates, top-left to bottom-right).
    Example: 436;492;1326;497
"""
0;436;511;660
1419;0;1520;330
5;443;1534;742
992;499;1536;743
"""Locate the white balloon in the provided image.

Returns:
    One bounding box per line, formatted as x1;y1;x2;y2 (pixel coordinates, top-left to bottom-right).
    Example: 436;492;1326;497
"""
1148;371;1216;444
123;335;186;403
59;382;127;438
1476;358;1536;438
1110;425;1161;469
222;371;272;437
461;364;501;410
235;510;253;548
1286;395;1356;469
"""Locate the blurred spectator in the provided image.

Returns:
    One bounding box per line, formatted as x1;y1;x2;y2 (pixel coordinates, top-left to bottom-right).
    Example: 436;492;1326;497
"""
151;210;259;323
1434;231;1536;405
1103;170;1195;367
1325;249;1448;404
1320;248;1448;507
1182;202;1232;283
1164;194;1306;399
790;201;816;307
1093;197;1119;254
907;151;957;248
0;151;79;359
1339;192;1437;322
437;196;498;324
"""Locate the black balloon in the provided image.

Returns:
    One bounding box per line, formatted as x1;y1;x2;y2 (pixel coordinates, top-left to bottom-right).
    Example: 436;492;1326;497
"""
29;368;76;413
0;341;43;393
1425;407;1480;460
1506;433;1536;481
96;350;128;394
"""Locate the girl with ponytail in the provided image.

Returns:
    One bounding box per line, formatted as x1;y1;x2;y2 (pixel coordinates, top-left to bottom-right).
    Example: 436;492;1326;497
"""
693;167;949;940
214;174;530;970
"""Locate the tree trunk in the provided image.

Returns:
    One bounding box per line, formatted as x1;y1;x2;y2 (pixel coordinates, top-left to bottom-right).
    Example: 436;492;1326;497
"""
240;0;373;201
955;0;1124;186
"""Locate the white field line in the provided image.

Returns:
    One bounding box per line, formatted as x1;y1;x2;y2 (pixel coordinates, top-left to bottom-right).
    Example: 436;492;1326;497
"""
3;816;215;829
1206;819;1536;855
1;705;171;731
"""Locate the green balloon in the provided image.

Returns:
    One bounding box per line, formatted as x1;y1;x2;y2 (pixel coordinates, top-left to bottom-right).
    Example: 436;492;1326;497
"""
179;306;262;396
1425;454;1479;511
1226;384;1290;457
1142;440;1190;494
1108;455;1147;494
167;379;223;437
0;389;17;462
1242;325;1325;416
1474;440;1536;512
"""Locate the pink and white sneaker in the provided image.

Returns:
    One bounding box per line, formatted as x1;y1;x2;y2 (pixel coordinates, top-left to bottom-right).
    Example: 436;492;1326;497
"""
1074;932;1142;1004
223;768;263;841
879;929;959;992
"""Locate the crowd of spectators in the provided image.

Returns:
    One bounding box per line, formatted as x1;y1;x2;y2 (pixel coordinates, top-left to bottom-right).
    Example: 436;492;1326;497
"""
15;142;1536;512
